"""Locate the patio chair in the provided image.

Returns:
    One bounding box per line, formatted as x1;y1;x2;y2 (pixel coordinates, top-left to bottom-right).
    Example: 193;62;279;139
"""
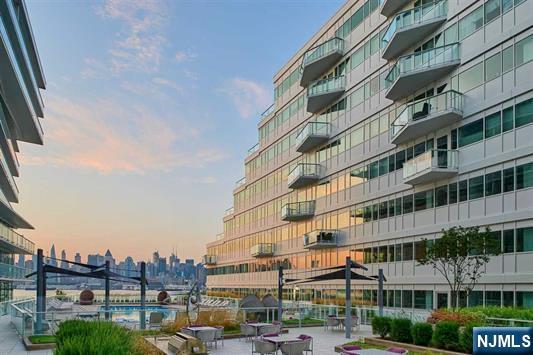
258;324;279;336
240;323;255;342
298;335;313;354
252;339;277;355
386;347;408;354
280;340;308;355
214;326;224;348
325;316;340;331
272;321;282;333
196;329;217;349
148;312;164;330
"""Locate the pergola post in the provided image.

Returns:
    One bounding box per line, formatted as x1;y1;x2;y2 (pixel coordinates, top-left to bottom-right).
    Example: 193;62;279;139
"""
345;256;351;339
35;248;45;334
140;262;146;330
104;260;110;320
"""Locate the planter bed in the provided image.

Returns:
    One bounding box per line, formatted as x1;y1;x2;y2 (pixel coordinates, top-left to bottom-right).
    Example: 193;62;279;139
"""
364;337;467;355
23;336;56;351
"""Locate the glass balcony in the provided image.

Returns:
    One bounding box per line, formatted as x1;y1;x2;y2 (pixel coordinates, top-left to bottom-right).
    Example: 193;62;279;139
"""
235;177;246;189
381;1;447;60
391;90;463;144
0;262;30;280
381;0;411;17
281;201;315;221
303;230;339;249
300;37;344;87
250;243;274;258
307;75;346;113
247;143;259;157
385;43;460;101
0;223;34;254
202;255;217;265
288;163;322;189
403;149;458;185
295;121;331;153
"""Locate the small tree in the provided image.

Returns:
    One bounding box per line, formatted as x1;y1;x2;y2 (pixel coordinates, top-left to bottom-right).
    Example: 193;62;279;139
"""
417;226;500;308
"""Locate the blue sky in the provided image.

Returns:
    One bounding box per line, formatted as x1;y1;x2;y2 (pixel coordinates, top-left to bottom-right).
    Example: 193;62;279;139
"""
17;0;343;262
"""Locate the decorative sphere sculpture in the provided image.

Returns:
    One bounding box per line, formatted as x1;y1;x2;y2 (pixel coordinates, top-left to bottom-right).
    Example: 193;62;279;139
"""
190;295;197;304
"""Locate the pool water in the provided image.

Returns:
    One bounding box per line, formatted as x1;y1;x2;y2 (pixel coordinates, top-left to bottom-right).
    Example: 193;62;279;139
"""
103;305;182;323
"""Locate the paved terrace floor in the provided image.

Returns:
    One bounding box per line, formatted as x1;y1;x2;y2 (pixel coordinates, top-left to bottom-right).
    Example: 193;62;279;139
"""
148;325;373;354
0;316;52;355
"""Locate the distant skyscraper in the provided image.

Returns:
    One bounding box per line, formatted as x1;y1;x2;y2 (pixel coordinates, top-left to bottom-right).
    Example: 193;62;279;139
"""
49;244;57;267
104;249;115;266
124;256;135;277
74;253;81;264
60;250;68;269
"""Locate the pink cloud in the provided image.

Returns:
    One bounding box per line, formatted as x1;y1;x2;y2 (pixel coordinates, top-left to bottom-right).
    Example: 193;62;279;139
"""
20;95;225;174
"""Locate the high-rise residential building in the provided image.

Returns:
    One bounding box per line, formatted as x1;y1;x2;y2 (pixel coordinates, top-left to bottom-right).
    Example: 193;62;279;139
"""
49;244;56;266
205;0;533;310
0;0;46;303
60;249;68;269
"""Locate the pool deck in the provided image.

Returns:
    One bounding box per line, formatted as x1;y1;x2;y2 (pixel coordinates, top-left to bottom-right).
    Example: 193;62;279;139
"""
0;316;52;355
146;325;373;354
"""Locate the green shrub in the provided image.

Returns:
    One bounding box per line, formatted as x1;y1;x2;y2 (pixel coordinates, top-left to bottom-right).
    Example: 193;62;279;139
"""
411;322;433;346
390;318;412;343
460;321;482;354
432;320;460;350
55;320;139;355
371;316;392;338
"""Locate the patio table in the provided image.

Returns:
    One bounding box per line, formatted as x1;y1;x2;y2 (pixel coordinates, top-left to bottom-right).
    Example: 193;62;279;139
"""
263;334;304;346
246;322;273;336
184;326;217;335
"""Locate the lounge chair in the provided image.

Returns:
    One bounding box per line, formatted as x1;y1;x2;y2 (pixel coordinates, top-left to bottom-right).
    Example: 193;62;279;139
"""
148;312;164;330
386;347;408;354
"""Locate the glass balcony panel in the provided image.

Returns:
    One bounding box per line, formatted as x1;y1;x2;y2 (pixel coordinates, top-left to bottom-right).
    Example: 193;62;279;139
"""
303;230;339;249
382;1;448;60
202;255;217;265
287;163;322;189
281;201;316;221
0;222;34;254
250;243;274;257
300;37;344;87
385;43;460;101
295;121;331;153
391;90;463;144
0;262;30;280
403;149;458;185
381;0;411;17
307;75;346;113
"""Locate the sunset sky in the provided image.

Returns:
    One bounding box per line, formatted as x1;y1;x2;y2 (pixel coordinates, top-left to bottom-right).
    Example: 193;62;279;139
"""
16;0;343;263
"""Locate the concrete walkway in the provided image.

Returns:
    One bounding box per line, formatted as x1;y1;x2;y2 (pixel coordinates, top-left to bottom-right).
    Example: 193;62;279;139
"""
0;316;52;355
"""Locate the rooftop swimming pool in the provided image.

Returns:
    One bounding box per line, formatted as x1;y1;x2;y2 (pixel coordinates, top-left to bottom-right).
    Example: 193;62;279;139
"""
102;305;182;323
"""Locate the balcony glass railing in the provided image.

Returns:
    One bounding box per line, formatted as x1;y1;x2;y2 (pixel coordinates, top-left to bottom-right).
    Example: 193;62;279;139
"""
260;103;275;120
251;243;274;256
391;90;463;138
0;262;30;280
0;223;34;254
235;177;246;189
247;143;259;157
202;255;217;265
224;207;234;217
382;0;447;49
403;149;458;180
302;37;344;67
295;122;330;148
308;75;346;97
288;163;321;186
385;43;460;87
303;230;338;248
281;201;316;219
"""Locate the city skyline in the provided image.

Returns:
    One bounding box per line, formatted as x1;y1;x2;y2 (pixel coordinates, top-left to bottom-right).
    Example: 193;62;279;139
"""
12;0;344;262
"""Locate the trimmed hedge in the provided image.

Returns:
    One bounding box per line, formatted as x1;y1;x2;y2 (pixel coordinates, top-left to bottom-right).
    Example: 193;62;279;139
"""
432;320;460;351
55;320;140;355
460;321;482;354
371;316;392;338
390;318;412;343
411;322;433;346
